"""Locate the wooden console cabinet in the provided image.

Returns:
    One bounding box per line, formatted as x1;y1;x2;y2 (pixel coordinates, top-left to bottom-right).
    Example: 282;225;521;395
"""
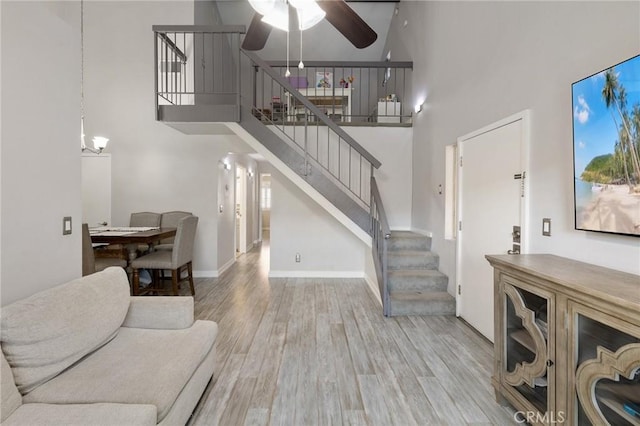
486;254;640;425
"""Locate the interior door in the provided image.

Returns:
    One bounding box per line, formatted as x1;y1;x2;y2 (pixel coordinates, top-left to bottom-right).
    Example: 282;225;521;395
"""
81;154;111;227
457;112;529;342
235;164;247;255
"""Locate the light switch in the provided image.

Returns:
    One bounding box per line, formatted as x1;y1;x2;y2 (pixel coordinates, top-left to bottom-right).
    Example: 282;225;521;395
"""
542;218;551;236
63;216;72;235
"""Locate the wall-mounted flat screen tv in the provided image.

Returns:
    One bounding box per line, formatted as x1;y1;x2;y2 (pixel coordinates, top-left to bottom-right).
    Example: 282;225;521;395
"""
572;54;640;237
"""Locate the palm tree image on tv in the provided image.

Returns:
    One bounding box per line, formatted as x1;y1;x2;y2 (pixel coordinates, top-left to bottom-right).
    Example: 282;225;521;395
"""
573;55;640;236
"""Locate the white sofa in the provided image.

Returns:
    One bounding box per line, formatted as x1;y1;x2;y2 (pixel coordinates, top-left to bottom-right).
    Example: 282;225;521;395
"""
0;267;218;425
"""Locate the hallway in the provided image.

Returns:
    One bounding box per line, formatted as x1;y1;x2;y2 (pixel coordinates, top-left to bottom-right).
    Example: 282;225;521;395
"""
188;243;516;425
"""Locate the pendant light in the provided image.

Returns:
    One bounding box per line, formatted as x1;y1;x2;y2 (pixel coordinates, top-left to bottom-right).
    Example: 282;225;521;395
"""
298;29;304;69
285;9;291;78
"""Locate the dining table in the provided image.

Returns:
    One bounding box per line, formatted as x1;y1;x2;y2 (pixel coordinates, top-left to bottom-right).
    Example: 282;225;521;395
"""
89;226;177;268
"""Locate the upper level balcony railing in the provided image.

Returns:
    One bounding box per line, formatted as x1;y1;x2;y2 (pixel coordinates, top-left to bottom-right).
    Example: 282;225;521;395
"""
256;61;413;125
154;25;243;117
154;26;412;126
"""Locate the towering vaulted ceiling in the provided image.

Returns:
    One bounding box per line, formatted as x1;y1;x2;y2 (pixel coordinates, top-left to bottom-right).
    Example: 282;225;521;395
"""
215;0;396;61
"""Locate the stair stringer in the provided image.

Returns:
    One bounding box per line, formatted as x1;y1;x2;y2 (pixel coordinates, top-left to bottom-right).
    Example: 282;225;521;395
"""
226;113;371;246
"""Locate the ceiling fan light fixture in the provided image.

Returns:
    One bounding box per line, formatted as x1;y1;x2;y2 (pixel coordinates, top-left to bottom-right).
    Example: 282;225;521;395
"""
248;0;276;17
290;0;325;30
260;3;289;32
296;7;325;30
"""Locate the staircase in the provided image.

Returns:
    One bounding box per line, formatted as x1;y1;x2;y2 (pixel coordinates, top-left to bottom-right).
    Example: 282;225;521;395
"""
152;26;456;317
387;231;455;316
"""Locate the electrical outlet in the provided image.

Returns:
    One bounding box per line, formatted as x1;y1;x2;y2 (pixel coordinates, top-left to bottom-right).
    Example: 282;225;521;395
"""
295;253;301;263
62;216;72;235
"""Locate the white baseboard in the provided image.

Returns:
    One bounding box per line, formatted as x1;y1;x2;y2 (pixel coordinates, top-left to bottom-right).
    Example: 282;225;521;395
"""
364;273;382;306
390;226;412;232
216;258;236;277
193;270;217;278
268;270;364;279
411;227;433;238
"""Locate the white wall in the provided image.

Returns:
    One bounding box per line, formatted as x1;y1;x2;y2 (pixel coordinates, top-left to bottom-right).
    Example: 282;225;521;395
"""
84;1;250;275
276;125;412;229
385;1;640;285
1;1;82;305
81;154;112;226
269;169;367;277
344;127;413;229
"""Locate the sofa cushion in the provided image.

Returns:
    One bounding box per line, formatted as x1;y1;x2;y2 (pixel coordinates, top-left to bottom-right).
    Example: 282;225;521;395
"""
1;350;22;422
2;403;156;426
1;267;131;394
23;320;218;422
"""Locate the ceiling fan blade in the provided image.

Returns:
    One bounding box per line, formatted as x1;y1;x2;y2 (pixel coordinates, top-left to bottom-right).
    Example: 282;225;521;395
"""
242;13;272;51
317;0;377;49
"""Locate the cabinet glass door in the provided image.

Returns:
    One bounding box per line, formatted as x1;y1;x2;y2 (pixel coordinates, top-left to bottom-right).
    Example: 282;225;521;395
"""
503;280;553;413
574;310;640;426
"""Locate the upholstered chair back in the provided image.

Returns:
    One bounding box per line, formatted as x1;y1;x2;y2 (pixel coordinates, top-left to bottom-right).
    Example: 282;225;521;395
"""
159;211;192;244
129;212;161;228
81;223;95;276
171;216;198;268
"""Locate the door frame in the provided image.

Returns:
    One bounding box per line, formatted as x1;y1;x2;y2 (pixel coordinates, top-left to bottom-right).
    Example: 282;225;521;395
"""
81;153;112;226
455;110;531;317
235;164;247;255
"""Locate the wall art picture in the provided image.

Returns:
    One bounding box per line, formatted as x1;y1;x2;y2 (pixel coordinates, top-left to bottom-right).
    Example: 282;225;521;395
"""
315;71;333;89
572;54;640;236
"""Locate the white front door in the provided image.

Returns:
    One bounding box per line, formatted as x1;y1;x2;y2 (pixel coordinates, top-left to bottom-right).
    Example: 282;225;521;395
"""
457;111;530;342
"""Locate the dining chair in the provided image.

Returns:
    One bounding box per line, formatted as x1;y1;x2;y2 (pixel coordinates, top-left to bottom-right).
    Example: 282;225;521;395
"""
155;211;193;250
82;224;127;276
131;215;198;296
129;212;161;254
129;212;161;227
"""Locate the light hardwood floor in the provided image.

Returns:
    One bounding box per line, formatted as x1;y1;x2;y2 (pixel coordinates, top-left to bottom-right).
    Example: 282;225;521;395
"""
186;240;517;425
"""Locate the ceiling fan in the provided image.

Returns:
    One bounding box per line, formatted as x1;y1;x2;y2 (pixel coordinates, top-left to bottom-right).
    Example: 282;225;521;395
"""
242;0;378;51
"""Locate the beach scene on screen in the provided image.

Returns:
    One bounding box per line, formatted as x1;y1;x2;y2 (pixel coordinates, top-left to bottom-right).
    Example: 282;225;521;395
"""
572;55;640;236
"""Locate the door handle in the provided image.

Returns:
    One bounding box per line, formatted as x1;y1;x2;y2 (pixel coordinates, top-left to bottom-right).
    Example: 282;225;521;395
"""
507;245;520;255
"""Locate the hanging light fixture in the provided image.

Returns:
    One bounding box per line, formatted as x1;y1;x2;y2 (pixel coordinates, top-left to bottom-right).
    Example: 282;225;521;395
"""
289;0;325;30
285;13;291;77
247;0;323;76
80;0;109;154
298;22;304;69
248;0;325;32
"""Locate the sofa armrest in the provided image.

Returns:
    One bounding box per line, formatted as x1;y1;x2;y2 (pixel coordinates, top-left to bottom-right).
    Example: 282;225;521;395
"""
122;297;194;330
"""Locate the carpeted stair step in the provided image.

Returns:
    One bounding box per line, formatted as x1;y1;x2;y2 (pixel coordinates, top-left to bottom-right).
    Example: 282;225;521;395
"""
388;250;439;270
388;231;432;252
388;269;448;293
388;291;456;316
